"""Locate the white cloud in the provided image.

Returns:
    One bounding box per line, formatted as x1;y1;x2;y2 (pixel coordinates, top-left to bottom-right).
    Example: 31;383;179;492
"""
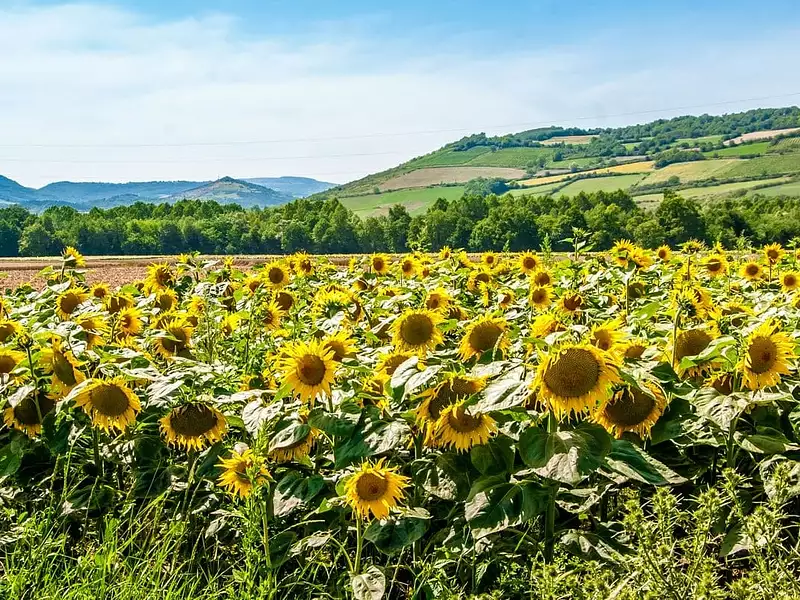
0;3;798;187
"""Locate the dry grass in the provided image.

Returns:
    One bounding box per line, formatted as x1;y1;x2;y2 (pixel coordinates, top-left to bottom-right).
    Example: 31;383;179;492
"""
378;166;525;191
724;127;800;145
540;135;597;145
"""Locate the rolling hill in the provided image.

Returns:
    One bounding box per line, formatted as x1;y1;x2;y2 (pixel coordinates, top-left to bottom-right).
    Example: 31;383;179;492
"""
319;106;800;217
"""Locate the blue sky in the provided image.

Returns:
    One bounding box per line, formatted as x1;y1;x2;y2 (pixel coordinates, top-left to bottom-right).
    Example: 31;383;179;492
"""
1;1;799;186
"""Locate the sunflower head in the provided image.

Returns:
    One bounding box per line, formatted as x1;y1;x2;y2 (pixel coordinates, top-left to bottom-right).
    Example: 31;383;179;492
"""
417;374;487;427
764;243;785;265
106;294;133;314
430;401;496;451
217;448;269;498
144;262;175;292
370;253;391;275
344;459;409;520
558;292;584;314
90;283;111;301
293;252;315;276
438;246;453;261
671;327;718;378
376;351;418;376
72;377;141;433
392;309;443;355
264;262;291;288
682;239;706;254
323;330;357;362
62;246;86;268
740;261;763;281
56;288;89;320
154;320;193;358
589;319;625;353
519;251;539;274
40;337;85;397
399;256;419;278
781;272;799;292
481;251;499;269
160;402;227;451
425;288;452;312
0;319;22;343
594;382;668;439
531;312;564;338
529;286;552;311
261;300;284;330
610;239;638;267
279;339;336;402
656;245;671;261
3;389;56;437
458;315;509;360
739;320;794;390
704;253;728;277
0;348;25;376
467;269;492;292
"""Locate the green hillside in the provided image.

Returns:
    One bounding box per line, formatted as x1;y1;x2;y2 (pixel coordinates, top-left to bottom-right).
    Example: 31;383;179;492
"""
319;106;800;216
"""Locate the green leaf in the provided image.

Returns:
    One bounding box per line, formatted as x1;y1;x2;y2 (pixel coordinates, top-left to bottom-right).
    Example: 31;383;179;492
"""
413;453;470;501
402;365;442;398
308;403;362;437
517;425;611;485
605;439;687;485
242;400;283;436
269;531;297;568
0;439;24;477
334;417;409;468
560;529;628;561
736;427;800;454
273;472;326;517
351;565;386;600
694;389;750;430
364;513;429;555
470;437;515;475
471;369;529;413
269;422;311;452
390;356;419;391
464;476;548;538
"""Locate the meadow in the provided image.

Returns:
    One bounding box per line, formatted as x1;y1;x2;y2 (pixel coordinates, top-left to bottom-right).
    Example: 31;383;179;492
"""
4;242;800;598
340;186;467;217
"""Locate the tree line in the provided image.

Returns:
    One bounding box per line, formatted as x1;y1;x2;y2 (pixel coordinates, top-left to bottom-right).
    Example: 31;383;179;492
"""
0;189;799;258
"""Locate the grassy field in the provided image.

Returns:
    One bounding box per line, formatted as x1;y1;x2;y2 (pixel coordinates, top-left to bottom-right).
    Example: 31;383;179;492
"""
704;141;771;157
340;185;465;216
508;181;567;196
557;173;645;195
540;134;597;145
518;160;654;187
463;147;553;168
725;127;800;145
406;146;491;168
723;153;800;178
640;159;739;184
378;166;525;191
746;180;800;197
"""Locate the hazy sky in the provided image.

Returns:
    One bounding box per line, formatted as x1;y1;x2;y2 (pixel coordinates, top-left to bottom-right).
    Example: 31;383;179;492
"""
1;0;799;187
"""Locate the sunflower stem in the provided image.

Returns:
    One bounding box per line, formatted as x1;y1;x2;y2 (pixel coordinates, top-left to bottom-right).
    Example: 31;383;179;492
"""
353;517;364;575
726;412;741;470
181;451;197;517
544;410;558;564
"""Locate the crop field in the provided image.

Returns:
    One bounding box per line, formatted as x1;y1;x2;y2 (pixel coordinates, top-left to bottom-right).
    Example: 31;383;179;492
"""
705;141;771;157
630;177;792;204
723;153;800;178
639;158;740;184
378;167;525;192
724;127;800;145
4;242;800;598
405;146;492;168
340;185;466;216
747;179;800;197
540;134;597;145
517;160;654;188
556;173;646;195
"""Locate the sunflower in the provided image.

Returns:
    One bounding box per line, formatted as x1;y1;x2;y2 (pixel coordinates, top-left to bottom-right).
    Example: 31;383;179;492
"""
56;288;89;320
417;374;487;443
656;245;671;261
261;300;283;331
764;243;785;265
518;251;539;275
0;319;21;343
106;294;133;314
682;239;706;254
399;256;419;278
39;338;85;398
217;449;269;498
718;301;752;328
467;269;492;293
144;262;175;292
558;292;584;314
264;262;291;289
273;290;295;312
313;289;352;317
160;403;227;451
740;261;763;281
154;320;193;358
622;340;649;360
439;246;453;261
626;281;646;300
62;246;86;268
593;382;668;439
271;425;318;463
533;269;553;287
781;272;800;292
280;339;336;402
589;319;625;354
531;313;564;338
243;274;263;294
72;377;141;433
631;248;652;270
703;253;728;278
344;459;409;520
707;371;735;395
458;315;509;360
370;253;390;275
293;252;315;276
610;239;637;267
392;309;443;355
481;251;500;269
376;351;418;376
424;288;452;312
90;283;111;301
498;289;516;310
534;344;621;416
0;348;25;377
323;330;357;362
739;320;794;390
432;401;496;451
3;390;56;437
671;328;718;378
220;314;240;337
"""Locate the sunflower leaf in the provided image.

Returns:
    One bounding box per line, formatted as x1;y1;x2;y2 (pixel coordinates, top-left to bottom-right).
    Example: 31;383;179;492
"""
605;439;687;485
364;513;429;555
517;426;610;485
351;565;386;600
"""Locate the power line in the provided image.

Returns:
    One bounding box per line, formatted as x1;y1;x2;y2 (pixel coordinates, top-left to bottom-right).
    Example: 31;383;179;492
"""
1;92;799;149
0;150;408;164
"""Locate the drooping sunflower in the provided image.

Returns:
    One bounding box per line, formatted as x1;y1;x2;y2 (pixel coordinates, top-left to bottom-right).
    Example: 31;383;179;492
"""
323;330;357;362
498;289;516;310
62;246;86;268
3;390;56;437
280;339;336;402
781;272;800;292
703;253;728;278
376;351;418;376
529;286;552;311
0;348;25;377
417;374;487;442
424;288;452;312
432;401;496;451
273;290;296;312
264;262;291;289
344;459;409;520
682;239;706;254
293;252;315;277
439;246;453;261
370;253;391;275
589;319;625;354
56;288;89;320
740;261;763;281
533;269;553;287
656;245;671;262
763;243;785;265
626;281;646;300
531;312;564;338
558;292;584;314
72;377;141;433
707;371;735;395
466;269;492;293
39;338;85;398
106;294;133;314
271;422;319;463
144;262;175;292
392;309;443;355
217;449;269;498
458;315;510;360
610;239;638;267
622;340;649;360
593;382;668;439
160;403;227;451
220;314;240;337
116;306;143;338
154;289;178;312
399;256;419;278
0;319;21;343
631;248;652;270
518;251;539;275
739;320;794;390
534;344;621;416
670;327;718;378
90;283;111;301
261;300;284;331
154;319;193;358
244;274;263;294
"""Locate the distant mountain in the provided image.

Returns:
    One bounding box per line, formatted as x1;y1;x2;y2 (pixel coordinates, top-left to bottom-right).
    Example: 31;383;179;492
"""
167;177;292;207
0;174;333;212
243;176;335;197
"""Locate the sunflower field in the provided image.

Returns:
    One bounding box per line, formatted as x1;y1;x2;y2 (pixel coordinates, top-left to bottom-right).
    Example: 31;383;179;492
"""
4;242;800;599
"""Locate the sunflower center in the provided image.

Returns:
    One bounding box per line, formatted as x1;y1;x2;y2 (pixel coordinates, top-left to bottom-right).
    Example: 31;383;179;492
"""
624;344;646;359
373;258;385;271
468;323;502;354
627;283;645;299
535;272;551;286
0;324;14;342
355;472;388;501
53;351;77;386
325;341;349;361
268;267;285;284
707;259;722;273
785;275;797;287
531;289;547;304
543;348;601;398
603;387;656;427
297;354;326;386
14;394;56;425
90;384;133;417
746;264;759;276
446;405;482;433
426;295;442;310
402;261;414;274
161;327;188;353
275;292;294;311
675;330;712;361
562;295;583;311
523;257;537;270
476;272;490;284
748;337;777;374
593;331;613;351
170;404;218;437
382;354;410;375
59;293;81;315
400;314;434;346
768;249;779;261
0;355;17;374
711;374;734;395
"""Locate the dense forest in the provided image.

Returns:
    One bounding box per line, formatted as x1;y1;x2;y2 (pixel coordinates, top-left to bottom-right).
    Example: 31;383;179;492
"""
1;188;800;258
